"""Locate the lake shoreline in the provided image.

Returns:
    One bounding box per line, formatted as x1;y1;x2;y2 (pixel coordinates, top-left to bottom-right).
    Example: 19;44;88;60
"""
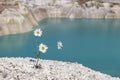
0;0;120;36
0;57;119;80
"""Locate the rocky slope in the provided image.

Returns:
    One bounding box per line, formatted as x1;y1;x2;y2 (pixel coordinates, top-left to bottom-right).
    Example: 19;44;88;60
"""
0;2;38;36
33;0;120;21
0;0;120;36
0;58;120;80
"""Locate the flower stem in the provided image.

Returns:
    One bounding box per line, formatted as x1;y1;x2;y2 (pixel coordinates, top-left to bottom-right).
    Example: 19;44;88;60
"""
36;57;39;66
35;37;40;67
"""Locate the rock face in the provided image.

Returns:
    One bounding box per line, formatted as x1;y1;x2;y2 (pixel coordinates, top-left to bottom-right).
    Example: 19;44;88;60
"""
0;2;38;36
0;58;120;80
0;0;120;36
33;0;120;22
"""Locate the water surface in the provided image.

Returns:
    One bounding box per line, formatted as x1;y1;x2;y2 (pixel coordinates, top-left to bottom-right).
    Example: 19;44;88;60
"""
0;18;120;77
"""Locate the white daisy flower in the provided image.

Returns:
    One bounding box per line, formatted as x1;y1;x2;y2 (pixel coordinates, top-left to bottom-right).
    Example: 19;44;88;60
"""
39;43;48;53
57;41;63;49
34;29;42;37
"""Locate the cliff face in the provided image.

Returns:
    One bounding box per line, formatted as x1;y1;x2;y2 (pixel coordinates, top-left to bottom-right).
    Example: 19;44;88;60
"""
0;2;38;36
0;0;120;36
33;0;120;21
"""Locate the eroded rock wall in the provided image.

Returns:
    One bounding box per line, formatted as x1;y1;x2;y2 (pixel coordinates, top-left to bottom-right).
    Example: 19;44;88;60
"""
0;0;120;36
0;2;38;36
33;0;120;21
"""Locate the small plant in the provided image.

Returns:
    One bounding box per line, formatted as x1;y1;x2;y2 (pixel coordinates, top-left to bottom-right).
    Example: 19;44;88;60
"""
34;28;48;68
33;28;63;69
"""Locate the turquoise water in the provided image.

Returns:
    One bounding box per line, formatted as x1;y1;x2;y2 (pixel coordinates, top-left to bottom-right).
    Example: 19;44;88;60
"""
0;18;120;77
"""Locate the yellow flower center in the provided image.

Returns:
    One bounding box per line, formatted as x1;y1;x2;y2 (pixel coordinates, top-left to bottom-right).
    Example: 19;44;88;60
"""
41;46;45;50
36;31;40;35
58;44;61;47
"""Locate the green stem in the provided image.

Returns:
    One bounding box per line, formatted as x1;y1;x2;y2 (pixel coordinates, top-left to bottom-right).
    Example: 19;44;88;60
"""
35;37;40;66
36;57;39;66
36;37;38;49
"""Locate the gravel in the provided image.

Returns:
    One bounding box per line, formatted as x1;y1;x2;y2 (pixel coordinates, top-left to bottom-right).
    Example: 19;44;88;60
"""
0;57;119;80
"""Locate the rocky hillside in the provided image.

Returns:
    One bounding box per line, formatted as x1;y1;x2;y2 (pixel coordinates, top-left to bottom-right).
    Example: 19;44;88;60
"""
0;2;38;36
33;0;120;21
0;0;120;36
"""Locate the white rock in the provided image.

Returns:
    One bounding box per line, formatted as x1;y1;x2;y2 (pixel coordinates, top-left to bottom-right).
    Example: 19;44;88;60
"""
0;58;119;80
